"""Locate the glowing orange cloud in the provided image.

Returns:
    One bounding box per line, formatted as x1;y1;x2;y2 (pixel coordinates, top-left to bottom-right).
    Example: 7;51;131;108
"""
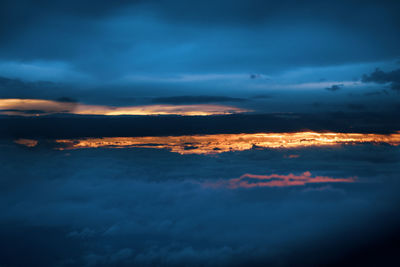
54;132;400;154
0;99;77;116
204;171;356;189
284;154;300;159
14;139;38;147
0;98;248;116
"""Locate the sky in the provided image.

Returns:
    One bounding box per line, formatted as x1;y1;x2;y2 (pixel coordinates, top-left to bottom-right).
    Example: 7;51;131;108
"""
1;0;400;108
1;0;400;266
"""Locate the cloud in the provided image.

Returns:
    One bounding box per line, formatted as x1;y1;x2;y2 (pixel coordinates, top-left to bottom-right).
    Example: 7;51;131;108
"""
1;0;400;29
52;132;400;154
0;98;78;116
362;68;400;90
249;73;269;80
0;75;87;101
325;84;344;91
56;97;78;103
1;1;400;83
1;1;400;265
0;75;57;94
152;96;247;104
204;171;356;188
1;140;400;266
14;139;38;147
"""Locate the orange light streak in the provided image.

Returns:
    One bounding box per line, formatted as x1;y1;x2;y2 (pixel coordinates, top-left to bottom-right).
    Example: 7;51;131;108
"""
54;132;400;154
0;98;247;116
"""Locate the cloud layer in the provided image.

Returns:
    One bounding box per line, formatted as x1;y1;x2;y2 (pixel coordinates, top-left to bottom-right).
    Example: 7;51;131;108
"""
1;142;399;266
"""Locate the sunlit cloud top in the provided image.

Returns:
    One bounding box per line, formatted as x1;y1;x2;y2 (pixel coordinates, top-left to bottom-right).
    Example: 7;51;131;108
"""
22;132;400;154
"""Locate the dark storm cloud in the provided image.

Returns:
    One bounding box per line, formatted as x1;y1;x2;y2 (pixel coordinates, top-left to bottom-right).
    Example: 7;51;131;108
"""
152;96;247;104
326;84;344;91
362;68;400;90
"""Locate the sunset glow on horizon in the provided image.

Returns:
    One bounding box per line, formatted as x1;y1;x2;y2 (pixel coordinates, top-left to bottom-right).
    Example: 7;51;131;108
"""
0;98;248;116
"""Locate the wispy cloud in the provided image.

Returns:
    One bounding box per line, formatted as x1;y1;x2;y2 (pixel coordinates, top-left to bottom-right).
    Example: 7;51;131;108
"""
204;171;356;188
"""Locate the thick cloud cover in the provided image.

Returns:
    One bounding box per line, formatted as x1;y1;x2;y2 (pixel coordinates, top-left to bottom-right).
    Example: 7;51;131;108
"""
0;143;400;266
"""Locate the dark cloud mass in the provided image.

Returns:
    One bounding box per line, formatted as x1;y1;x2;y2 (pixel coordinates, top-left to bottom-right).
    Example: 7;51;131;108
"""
362;68;400;90
326;84;344;91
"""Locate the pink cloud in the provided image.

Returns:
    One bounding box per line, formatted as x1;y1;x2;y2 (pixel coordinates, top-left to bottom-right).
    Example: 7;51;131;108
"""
205;171;356;189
